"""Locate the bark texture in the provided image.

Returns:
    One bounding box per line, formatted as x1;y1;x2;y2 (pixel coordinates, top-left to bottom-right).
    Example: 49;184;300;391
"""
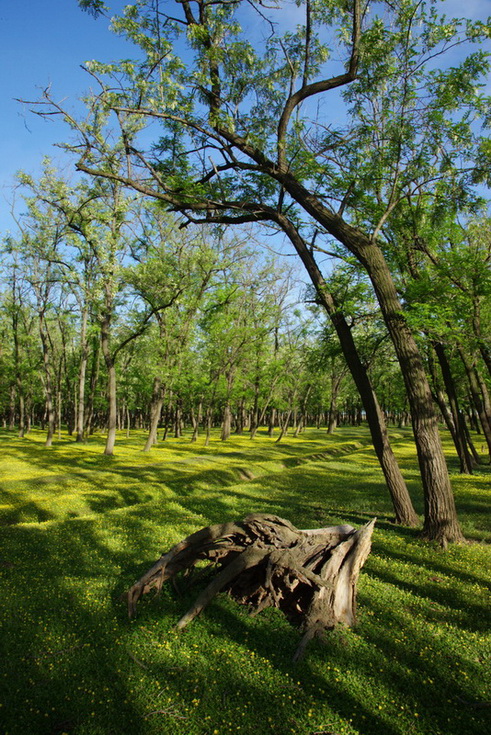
100;309;117;456
276;215;418;526
126;513;375;660
144;377;166;451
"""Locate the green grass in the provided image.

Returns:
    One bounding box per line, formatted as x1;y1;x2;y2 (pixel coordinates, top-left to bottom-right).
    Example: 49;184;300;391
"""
0;426;489;735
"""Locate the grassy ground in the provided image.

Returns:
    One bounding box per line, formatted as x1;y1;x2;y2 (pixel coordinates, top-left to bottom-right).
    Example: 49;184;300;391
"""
0;426;489;735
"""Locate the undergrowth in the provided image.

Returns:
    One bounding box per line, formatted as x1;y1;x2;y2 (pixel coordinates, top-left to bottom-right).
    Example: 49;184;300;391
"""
0;426;489;735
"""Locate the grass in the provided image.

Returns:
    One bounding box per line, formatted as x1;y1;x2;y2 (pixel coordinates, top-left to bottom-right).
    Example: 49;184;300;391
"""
0;425;489;735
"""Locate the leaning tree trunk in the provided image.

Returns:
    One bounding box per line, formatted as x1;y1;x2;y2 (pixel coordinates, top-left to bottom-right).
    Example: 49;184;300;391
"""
275;409;292;443
463;417;481;466
126;513;375;661
459;348;491;462
274;184;461;541
364;253;463;543
431;341;474;474
325;222;461;542
276;216;418;527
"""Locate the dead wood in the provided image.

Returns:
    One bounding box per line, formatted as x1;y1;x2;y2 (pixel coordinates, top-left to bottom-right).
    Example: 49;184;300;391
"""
126;513;375;660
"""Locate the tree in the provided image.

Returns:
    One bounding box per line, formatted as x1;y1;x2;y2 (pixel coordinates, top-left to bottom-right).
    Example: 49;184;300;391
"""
62;0;491;540
18;168;103;443
0;252;37;437
392;206;491;466
195;244;287;441
10;194;70;447
127;211;221;451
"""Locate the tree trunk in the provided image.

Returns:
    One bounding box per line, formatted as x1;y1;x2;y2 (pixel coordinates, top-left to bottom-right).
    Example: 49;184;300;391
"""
236;397;246;435
191;399;202;442
294;386;312;437
467;405;480;433
479;343;491;380
276;216;419;527
204;404;213;446
476;369;491;429
85;334;101;437
221;401;232;441
174;399;183;438
275;410;292;443
144;377;166;451
221;373;234;441
274;185;461;541
8;385;16;431
17;391;25;438
250;376;260;438
250;376;280;439
338;234;459;540
76;307;89;442
57;386;62;441
459;348;491;462
38;312;55;448
431;342;474;474
328;372;343;435
12;307;25;438
126;513;375;661
100;312;117;456
472;307;491;380
368;273;461;542
463;416;481;466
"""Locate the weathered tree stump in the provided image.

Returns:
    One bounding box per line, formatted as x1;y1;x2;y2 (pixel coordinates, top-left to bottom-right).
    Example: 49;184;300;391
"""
126;513;376;660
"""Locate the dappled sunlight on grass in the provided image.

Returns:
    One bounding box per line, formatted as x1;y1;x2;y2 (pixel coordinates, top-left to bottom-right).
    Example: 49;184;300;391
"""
0;425;489;735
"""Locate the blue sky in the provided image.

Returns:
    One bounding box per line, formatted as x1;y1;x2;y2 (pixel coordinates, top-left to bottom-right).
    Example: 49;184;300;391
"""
0;0;489;234
0;1;130;231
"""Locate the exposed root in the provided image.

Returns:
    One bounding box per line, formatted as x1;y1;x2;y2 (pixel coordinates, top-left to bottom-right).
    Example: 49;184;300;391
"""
126;513;376;659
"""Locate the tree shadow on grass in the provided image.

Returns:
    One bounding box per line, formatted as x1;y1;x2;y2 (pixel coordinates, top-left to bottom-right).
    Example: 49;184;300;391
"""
128;577;490;735
1;507;488;735
118;582;406;735
1;427;489;735
0;520;150;735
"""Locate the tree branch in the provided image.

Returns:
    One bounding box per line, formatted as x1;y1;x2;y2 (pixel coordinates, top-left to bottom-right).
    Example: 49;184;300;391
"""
276;0;362;171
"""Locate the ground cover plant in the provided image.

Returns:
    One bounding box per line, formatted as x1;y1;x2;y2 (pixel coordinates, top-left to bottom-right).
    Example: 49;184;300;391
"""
0;426;489;735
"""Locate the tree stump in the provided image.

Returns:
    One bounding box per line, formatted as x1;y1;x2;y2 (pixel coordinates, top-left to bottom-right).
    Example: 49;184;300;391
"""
126;513;376;660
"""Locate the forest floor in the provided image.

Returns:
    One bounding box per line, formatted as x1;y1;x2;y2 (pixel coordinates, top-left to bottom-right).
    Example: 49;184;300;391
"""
0;426;489;735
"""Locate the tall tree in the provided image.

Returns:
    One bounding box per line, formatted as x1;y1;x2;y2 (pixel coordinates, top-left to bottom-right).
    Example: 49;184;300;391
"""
11;192;70;447
63;0;491;540
127;212;220;451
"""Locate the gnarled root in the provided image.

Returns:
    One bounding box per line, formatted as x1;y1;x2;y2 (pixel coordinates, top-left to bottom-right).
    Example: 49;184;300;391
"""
126;513;375;660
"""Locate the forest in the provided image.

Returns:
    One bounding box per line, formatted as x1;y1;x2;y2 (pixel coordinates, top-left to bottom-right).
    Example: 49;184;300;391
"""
2;177;491;532
1;0;490;542
1;2;490;734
